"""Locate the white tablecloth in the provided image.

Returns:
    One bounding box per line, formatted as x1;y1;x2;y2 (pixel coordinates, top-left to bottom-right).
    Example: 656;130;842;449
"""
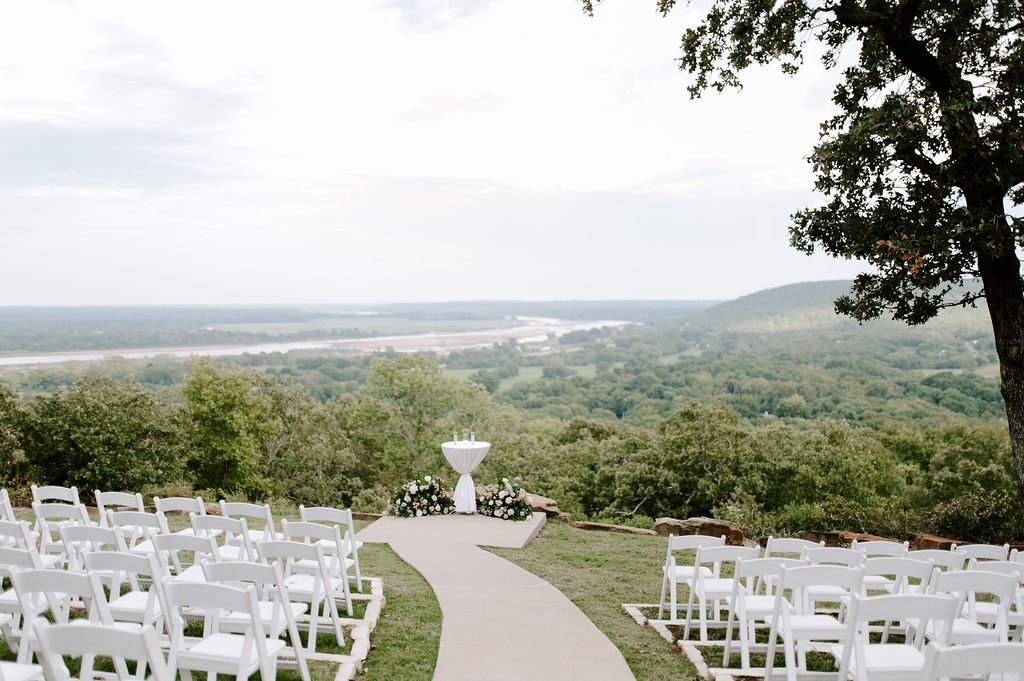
441;441;490;514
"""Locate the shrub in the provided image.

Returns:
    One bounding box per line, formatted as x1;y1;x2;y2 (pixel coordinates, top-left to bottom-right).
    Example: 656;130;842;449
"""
928;490;1024;543
387;476;454;517
477;478;533;521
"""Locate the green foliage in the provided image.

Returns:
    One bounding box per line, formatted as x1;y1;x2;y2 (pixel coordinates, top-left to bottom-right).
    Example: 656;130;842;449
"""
0;382;28;484
19;375;183;497
929;490;1024;544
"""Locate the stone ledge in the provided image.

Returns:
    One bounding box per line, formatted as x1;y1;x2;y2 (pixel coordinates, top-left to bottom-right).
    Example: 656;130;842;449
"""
571;520;657;536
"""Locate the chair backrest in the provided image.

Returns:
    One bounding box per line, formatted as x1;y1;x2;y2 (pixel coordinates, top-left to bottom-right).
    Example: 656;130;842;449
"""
153;495;206;516
695;545;761;576
281;519;348;572
804;546;865;567
94;491;144;527
190;513;255;561
203;560;303;643
58;524;128;570
864;556;935;594
106;510;169;551
34;622;172;681
1010;547;1021;563
299;505;359;553
0;488;17;522
967;559;1024;580
908;549;967;571
0;520;35;550
0;546;45;579
152;533;219;577
850;539;909;557
777;564;865;614
220;501;277;541
734;557;807;598
10;568;111;626
951;542;1010;561
763;536;824;557
837;593;960;679
921;641;1024;681
33;502;91;553
31;485;81;506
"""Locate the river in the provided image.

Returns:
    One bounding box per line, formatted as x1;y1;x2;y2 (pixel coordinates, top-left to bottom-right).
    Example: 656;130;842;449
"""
0;317;632;367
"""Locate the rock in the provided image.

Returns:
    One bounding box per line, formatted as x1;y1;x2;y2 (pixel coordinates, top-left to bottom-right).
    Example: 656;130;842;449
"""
571;521;657;536
654;516;745;546
557;512;574;524
204;503;223;516
351;512;383;522
911;533;959;550
525;491;561;518
837;530;894;546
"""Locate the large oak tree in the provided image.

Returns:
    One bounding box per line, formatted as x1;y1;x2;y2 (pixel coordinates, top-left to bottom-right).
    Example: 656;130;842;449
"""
587;0;1024;500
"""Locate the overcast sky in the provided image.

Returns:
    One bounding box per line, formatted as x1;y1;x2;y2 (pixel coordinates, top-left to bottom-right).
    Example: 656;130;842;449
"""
0;0;868;305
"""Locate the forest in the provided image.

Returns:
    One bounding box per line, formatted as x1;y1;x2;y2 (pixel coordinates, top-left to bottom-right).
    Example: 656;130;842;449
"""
0;281;1018;542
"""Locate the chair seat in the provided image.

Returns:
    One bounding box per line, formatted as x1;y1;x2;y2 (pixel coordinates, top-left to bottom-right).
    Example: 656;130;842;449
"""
216;545;249;561
219;601;308;635
849;644;925;674
180;632;286;671
283;574;344;599
314;537;363;555
947;617;1004;644
171;565;206;583
109;591;162;623
293;557;356;575
0;661;42;681
734;594;785;616
863;575;896;592
786;613;845;636
698;578;736;599
664;565;713;582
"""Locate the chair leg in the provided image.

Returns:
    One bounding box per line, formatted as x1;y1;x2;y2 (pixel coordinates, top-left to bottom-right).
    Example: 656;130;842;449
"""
658;572;669;620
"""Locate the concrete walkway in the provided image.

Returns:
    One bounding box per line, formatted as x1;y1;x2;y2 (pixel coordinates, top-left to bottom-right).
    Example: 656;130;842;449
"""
358;514;636;681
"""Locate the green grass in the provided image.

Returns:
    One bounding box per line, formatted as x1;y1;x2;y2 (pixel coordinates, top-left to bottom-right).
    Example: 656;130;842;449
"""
490;522;698;681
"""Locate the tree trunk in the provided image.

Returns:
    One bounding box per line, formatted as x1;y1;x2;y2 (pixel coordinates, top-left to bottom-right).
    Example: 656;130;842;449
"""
978;246;1024;504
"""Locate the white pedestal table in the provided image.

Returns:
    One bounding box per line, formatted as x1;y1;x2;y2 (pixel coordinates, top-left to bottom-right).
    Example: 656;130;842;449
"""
441;441;491;514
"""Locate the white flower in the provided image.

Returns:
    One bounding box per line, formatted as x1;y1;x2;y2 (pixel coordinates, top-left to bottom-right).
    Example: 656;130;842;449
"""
404;495;411;503
409;484;419;494
424;475;432;482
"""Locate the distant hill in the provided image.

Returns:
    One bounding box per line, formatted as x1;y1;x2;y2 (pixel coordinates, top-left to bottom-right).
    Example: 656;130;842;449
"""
375;300;720;323
687;279;992;338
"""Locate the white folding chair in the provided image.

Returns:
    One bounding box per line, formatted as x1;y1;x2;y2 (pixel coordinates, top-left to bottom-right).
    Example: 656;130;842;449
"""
685;544;761;641
94;491;144;528
921;568;1018;645
764;536;825;558
0;521;59;569
220;501;282;544
765;564;865;681
258;539;346;652
0;656;42;681
204;560;312;681
9;568;124;675
153;495;210;537
84;550;171;634
190;513;256;562
804;547;866;613
281;519;354;616
921;641;1024;681
30;485;81;507
952;543;1011;562
34;622;171;681
299;504;364;591
151;533;219;584
58;524;128;572
836;593;959;681
106;510;169;557
0;489;18;523
657;533;726;621
723;557;806;670
0;547;47;654
1010;548;1022;563
966;560;1024;641
164;581;285;681
31;502;92;558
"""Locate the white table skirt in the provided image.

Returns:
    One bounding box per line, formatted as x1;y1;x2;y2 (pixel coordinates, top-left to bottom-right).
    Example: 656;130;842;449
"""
441;441;490;514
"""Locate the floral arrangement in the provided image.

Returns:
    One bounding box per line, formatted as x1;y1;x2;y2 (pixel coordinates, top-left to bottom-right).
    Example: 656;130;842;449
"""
388;475;454;517
476;478;533;521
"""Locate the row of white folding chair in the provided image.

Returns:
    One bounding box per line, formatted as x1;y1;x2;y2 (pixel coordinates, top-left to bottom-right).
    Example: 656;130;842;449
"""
7;488;366;586
966;559;1024;640
0;557;316;681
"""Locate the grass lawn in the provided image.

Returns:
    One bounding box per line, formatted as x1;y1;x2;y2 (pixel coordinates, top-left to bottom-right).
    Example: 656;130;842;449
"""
490;522;698;681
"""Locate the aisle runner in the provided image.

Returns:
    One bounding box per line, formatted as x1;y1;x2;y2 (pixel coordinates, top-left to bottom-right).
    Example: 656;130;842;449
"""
358;514;635;681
